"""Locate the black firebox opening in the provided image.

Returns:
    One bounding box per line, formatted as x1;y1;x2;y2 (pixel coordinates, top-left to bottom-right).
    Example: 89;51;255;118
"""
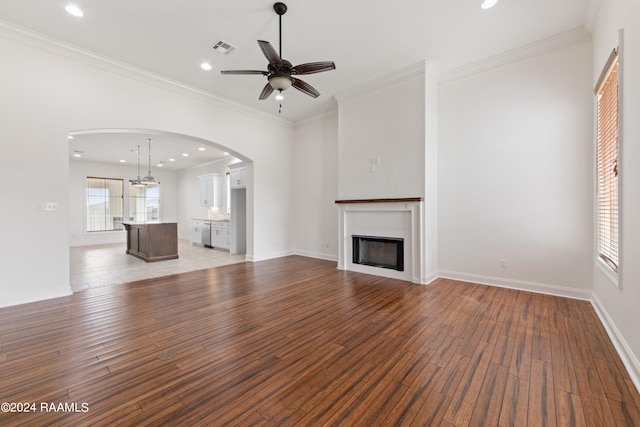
352;235;404;271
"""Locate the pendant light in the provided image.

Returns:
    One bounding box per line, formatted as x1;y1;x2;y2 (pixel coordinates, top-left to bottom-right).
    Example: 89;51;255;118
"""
131;145;146;187
142;138;158;185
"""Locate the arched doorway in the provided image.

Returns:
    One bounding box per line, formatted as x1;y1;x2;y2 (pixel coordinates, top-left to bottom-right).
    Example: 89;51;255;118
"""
68;128;253;290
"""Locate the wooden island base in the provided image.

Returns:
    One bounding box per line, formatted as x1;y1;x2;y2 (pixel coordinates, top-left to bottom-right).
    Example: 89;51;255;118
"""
122;222;178;262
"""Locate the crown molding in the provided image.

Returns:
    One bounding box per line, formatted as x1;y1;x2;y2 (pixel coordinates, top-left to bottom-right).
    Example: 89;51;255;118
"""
334;61;430;105
295;106;339;128
440;27;592;85
0;20;294;130
583;0;602;32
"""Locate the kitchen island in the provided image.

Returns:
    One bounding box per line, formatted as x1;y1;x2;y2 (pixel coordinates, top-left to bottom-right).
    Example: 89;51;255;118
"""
122;221;178;262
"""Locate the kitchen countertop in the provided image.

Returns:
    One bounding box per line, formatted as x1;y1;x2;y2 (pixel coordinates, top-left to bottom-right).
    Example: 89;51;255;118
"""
191;218;230;222
122;221;178;225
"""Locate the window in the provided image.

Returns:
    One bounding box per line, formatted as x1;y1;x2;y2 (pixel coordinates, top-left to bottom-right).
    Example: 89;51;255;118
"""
129;182;160;222
86;177;124;232
595;49;619;273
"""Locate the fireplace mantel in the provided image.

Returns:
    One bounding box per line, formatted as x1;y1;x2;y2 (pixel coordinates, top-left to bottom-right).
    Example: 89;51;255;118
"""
335;197;423;204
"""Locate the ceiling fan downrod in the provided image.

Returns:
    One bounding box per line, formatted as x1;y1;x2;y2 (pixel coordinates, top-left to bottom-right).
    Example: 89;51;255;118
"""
274;2;287;59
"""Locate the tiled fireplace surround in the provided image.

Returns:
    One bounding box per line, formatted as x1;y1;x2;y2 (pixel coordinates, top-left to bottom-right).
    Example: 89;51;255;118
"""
336;198;425;284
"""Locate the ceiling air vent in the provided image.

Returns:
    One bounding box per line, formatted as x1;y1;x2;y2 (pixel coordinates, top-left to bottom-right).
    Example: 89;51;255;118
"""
212;40;235;55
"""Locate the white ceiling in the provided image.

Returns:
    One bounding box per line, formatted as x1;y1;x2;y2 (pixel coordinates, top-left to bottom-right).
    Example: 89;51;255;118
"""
0;0;597;168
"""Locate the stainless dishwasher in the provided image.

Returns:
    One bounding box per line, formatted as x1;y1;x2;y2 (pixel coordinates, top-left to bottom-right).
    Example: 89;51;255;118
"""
202;220;212;247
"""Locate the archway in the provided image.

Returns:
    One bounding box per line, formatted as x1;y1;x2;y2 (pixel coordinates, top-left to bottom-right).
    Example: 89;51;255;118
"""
68;128;253;290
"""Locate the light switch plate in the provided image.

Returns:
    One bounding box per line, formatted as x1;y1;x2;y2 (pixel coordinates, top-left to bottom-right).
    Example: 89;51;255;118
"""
37;202;58;211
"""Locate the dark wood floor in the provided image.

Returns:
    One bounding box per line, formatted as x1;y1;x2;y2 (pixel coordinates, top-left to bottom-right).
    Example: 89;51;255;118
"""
1;256;639;426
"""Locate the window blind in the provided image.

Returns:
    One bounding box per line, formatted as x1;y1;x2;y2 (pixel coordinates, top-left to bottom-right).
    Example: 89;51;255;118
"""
596;51;619;272
86;177;124;232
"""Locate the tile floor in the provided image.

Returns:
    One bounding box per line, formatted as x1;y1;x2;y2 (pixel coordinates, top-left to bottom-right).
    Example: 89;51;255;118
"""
70;239;246;291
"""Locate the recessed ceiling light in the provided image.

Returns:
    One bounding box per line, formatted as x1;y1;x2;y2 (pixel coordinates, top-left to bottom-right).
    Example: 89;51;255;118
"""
198;147;205;151
157;163;164;167
68;135;74;139
73;151;82;158
201;62;212;71
481;0;498;9
169;158;176;162
182;153;189;157
120;159;126;163
223;152;229;156
65;4;84;17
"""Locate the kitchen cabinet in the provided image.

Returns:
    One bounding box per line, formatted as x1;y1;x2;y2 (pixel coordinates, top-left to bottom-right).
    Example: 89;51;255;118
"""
229;165;247;189
191;220;205;246
199;173;223;206
211;221;231;250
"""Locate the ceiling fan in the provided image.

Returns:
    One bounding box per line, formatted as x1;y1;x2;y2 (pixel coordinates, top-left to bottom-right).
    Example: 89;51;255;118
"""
221;2;335;101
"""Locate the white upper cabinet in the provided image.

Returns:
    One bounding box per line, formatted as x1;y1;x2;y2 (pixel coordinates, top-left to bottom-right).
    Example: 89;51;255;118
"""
229;163;247;189
199;173;223;206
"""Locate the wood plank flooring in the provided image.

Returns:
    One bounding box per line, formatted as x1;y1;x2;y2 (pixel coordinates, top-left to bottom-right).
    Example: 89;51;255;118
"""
1;256;639;426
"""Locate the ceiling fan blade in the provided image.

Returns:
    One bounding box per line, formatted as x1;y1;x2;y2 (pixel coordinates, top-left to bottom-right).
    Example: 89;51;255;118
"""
291;61;336;75
259;83;275;100
292;78;320;98
220;70;268;75
257;40;282;66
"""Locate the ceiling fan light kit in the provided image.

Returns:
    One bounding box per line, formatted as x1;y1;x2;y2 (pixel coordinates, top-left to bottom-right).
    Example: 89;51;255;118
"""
221;2;335;107
269;75;293;91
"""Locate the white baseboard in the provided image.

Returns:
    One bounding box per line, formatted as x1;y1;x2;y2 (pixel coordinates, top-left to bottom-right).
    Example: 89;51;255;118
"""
70;237;126;247
591;294;640;395
249;249;295;262
294;250;338;262
0;288;72;308
421;271;439;285
438;270;593;300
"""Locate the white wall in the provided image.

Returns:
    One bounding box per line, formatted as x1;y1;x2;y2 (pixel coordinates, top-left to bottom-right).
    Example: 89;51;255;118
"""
293;111;339;260
69;159;178;246
438;40;594;296
424;63;440;281
336;64;426;200
591;0;640;389
0;27;294;307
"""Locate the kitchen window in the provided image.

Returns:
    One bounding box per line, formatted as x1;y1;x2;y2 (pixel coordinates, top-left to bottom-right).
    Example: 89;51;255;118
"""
595;48;620;278
86;177;124;232
129;183;160;222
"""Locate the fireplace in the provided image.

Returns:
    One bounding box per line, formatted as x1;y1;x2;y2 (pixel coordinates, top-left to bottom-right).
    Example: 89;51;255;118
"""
352;235;404;271
336;198;426;283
